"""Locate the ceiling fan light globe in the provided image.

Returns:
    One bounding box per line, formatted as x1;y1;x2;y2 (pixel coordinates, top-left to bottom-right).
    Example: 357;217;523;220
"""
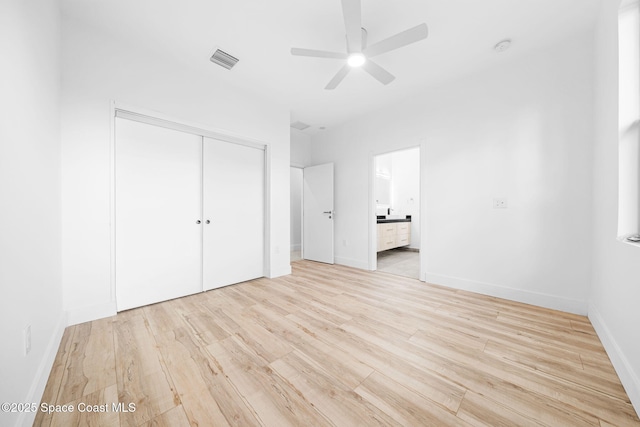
347;53;366;67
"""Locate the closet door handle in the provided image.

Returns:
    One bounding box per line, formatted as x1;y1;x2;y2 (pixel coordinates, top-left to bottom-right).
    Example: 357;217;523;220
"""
196;220;201;224
205;220;210;224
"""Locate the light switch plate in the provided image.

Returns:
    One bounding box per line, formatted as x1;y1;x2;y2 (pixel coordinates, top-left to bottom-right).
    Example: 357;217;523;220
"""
493;198;508;209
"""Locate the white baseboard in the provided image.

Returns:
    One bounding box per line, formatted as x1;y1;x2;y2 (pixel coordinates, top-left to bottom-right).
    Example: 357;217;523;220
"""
423;272;588;315
16;312;67;427
589;302;640;417
67;301;117;326
335;256;370;271
269;265;292;279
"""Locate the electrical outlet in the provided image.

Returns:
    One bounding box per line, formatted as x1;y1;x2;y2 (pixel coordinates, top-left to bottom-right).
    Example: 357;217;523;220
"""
493;198;508;209
24;325;31;356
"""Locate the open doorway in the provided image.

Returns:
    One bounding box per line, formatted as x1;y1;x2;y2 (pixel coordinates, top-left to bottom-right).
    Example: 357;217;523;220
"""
373;147;421;279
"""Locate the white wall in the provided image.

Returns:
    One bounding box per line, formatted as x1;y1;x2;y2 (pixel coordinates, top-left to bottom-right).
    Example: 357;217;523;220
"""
0;1;65;426
390;148;421;249
290;168;303;251
290;129;311;254
291;128;312;167
61;17;291;324
617;2;640;236
590;0;640;413
311;32;594;314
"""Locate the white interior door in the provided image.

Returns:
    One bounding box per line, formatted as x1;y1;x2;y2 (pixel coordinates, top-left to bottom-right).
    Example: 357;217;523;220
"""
203;137;264;291
303;163;334;264
115;118;203;311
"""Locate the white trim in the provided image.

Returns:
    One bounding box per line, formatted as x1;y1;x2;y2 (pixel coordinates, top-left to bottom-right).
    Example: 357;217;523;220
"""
335;256;370;271
114;104;267;151
67;301;117;326
268;264;292;278
423;272;588;315
589;302;640;416
16;313;67;427
264;144;272;278
419;140;427;282
200;137;205;293
368;150;376;271
109;100;117;310
369;144;424;279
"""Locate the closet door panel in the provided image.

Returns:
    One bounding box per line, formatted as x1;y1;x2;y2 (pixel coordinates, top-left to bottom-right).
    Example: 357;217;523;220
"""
203;138;264;291
115;118;202;311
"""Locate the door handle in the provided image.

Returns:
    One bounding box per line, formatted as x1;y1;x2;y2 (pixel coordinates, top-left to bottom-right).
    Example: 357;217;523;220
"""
205;220;210;224
196;220;201;224
323;211;333;214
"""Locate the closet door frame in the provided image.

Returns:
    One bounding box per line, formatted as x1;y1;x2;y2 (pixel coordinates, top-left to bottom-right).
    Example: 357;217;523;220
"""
109;101;270;310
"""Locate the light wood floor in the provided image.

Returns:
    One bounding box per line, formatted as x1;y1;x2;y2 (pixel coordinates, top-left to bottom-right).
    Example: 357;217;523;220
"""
35;261;640;426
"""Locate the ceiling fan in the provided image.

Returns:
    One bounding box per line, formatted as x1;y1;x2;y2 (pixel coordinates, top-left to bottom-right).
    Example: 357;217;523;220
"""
291;0;428;90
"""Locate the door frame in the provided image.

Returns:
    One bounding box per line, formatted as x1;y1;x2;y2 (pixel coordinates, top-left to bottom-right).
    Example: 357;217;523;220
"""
368;144;426;281
109;101;270;309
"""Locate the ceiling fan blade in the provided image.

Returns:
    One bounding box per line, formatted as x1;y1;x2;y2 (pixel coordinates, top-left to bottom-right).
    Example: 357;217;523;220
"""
362;59;395;85
364;23;428;58
325;65;351;90
291;48;348;59
341;0;362;53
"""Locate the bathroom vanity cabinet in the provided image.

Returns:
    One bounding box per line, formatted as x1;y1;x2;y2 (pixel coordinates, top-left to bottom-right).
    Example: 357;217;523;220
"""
377;220;411;252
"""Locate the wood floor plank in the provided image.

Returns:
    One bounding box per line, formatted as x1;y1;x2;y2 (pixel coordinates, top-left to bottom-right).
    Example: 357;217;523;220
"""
270;350;402;427
37;260;640;427
483;339;628;400
355;370;472;427
156;328;259;427
286;311;467;413
81;317;117;395
140;405;191;427
341;314;601;426
207;335;332;427
114;315;180;426
33;325;76;427
456;390;545;427
49;383;120;427
54;320;116;404
52;324;89;404
409;328;638;426
143;301;187;336
249;304;375;390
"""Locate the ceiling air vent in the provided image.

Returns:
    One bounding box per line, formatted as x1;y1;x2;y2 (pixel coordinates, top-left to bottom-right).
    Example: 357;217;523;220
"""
290;121;310;131
210;49;239;70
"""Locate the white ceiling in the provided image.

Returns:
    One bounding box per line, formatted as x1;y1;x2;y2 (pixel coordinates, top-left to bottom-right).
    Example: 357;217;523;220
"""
61;0;600;133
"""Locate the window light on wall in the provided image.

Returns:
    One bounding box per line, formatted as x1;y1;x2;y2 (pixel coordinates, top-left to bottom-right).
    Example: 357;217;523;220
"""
618;0;640;244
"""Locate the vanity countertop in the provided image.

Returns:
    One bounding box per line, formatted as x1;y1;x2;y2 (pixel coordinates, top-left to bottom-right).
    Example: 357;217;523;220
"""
377;215;411;224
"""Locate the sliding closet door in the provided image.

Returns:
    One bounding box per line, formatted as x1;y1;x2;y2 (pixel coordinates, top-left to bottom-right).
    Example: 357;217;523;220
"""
203;137;264;291
115;118;203;311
